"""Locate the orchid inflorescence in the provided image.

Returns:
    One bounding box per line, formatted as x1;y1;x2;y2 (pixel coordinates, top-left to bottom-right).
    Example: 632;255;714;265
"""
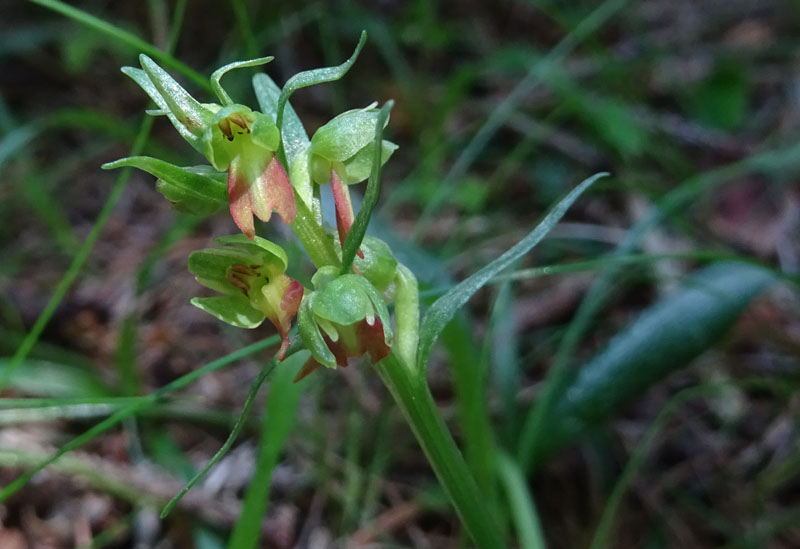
104;39;408;379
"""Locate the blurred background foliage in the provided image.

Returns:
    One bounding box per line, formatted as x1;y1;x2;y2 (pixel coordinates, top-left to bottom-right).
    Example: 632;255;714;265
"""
1;0;800;547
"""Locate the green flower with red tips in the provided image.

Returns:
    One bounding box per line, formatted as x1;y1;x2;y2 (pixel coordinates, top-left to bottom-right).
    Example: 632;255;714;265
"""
296;266;393;380
187;235;303;360
120;55;295;238
290;106;397;245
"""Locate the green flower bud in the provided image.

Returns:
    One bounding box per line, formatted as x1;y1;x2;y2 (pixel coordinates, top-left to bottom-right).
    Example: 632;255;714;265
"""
188;234;304;360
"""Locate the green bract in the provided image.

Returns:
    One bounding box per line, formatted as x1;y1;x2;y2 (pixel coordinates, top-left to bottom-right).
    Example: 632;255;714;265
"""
298;267;393;369
291;107;398;188
188;234;304;359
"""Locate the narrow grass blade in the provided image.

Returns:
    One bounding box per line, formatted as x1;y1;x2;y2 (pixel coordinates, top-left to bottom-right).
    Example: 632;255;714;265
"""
229;352;309;549
416;172;605;372
590;378;790;549
160;360;277;518
340;101;393;274
518;138;800;474
0;116;155;394
497;452;546;549
412;0;628;236
523;261;776;465
28;0;208;89
0;336;279;503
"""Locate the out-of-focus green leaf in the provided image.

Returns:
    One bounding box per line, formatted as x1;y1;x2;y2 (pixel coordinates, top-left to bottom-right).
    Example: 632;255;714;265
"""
416;172;606;372
0;359;113;398
532;261;775;462
683;59;750;131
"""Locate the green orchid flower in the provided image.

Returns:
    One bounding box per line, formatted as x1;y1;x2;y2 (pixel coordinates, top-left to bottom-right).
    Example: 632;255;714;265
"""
295;266;393;380
121;55;296;239
188;234;304;360
290;106;397;245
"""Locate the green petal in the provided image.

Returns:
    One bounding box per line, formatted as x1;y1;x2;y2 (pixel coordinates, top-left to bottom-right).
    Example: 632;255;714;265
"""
214;234;289;271
340;139;398;184
210;56;274;106
188;247;257;294
354;236;398;292
250;111;280;151
190;295;264;329
122;66;204;151
311;274;372;326
298;295;337;368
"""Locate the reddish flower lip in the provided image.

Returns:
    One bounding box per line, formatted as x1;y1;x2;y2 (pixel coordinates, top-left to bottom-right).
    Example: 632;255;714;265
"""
228;155;297;239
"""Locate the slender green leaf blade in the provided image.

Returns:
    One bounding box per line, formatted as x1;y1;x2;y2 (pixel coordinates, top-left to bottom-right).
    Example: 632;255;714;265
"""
161;360;277;517
416;172;606;372
532;261;775;462
228;352;308;549
340;101;393;274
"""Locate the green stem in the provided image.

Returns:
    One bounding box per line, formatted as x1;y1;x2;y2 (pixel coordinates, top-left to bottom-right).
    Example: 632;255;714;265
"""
375;351;505;548
393;263;419;367
290;189;340;269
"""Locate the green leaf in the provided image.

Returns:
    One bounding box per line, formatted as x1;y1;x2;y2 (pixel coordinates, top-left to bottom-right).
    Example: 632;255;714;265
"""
102;156;226;215
275;31;367;143
683;59;749;131
228;352;309;549
190;295;265;329
416;172;606;372
340;101;393;275
210;56;273;106
530;261;775;462
252;73;309;166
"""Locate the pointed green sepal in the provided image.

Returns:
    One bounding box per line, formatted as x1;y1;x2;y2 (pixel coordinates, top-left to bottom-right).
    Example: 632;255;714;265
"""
308;107;397;185
190;295;265;329
210;56;274;106
188;235;302;358
102;156;226;215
